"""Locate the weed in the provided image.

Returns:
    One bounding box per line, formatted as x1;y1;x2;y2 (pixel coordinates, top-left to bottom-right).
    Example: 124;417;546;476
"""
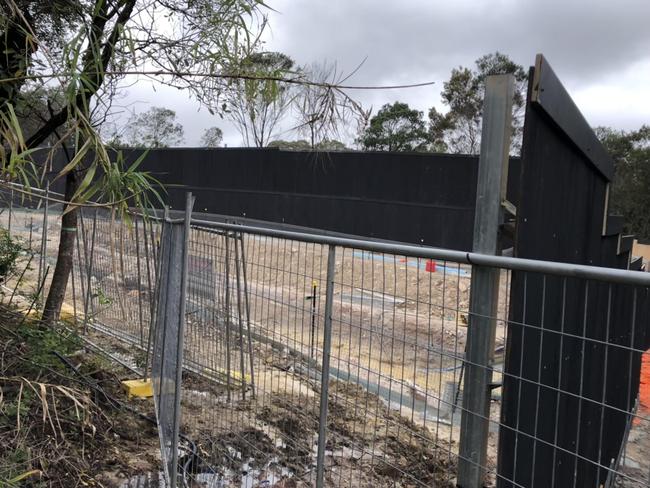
0;227;24;278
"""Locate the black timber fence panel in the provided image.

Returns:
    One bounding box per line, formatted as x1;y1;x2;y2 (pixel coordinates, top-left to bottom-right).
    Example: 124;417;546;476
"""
497;55;650;488
40;148;520;251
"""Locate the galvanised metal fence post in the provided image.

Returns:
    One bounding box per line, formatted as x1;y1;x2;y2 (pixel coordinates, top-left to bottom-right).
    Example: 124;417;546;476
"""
316;244;336;488
238;232;256;398
224;231;233;402
37;183;50;295
233;231;248;400
142;214;158;382
75;210;87;323
82;210;97;335
8;187;13;235
170;192;194;487
135;218;145;347
458;74;514;487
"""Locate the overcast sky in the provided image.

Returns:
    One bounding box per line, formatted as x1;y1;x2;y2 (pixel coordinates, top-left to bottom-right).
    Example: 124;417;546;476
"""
119;0;650;147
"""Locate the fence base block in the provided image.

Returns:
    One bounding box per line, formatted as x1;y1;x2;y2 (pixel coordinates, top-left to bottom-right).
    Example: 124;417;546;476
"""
121;379;153;398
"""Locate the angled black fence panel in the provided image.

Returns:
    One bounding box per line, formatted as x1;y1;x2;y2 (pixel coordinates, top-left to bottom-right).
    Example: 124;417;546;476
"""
497;55;650;488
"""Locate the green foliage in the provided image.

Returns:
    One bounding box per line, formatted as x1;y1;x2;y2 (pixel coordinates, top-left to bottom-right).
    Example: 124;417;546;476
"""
315;139;347;151
87;150;165;220
11;86;68;146
473;52;528;108
359;102;429;152
200;126;224;147
122;106;185;148
0;446;41;486
597;125;650;240
268;138;347;151
0;103;39;188
2;391;33;425
0;0;264;323
226;51;296;147
238;52;295;105
0;227;24;277
9;323;83;378
268;139;312;150
429;52;528;154
95;287;113;306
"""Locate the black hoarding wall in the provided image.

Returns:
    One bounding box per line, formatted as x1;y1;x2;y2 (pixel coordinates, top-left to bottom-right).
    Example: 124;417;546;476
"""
497;55;650;488
55;147;519;250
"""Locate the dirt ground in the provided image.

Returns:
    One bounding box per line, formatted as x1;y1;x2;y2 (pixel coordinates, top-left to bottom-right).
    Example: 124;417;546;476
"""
0;307;162;488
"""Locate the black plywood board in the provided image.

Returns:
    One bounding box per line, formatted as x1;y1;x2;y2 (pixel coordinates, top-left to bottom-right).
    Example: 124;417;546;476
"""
497;62;650;488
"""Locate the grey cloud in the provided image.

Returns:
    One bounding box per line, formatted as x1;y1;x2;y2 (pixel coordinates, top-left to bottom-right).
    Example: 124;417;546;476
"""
266;0;650;86
117;0;650;145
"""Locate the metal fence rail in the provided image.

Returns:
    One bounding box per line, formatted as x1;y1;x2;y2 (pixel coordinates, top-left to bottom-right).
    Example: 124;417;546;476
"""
1;188;649;487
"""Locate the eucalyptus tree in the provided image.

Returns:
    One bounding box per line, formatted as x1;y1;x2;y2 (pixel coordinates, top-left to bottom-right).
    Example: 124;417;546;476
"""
0;0;269;324
359;102;429;152
292;61;344;149
200;126;223;147
597;125;650;240
124;107;185;148
223;51;296;147
428;52;528;154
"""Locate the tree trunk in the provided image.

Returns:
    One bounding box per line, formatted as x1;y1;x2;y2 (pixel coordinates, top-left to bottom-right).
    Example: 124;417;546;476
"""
42;171;79;325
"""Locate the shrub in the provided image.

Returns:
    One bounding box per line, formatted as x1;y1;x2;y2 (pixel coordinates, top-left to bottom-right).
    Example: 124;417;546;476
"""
0;228;23;277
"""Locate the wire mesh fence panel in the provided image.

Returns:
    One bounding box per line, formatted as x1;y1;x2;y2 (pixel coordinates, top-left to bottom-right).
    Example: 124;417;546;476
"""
173;227;515;487
166;224;650;488
1;192;649;488
179;228;330;486
77;208;160;347
0;187;66;315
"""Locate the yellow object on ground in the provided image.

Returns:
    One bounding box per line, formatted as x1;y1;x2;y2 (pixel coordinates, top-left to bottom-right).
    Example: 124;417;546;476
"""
121;379;154;398
59;302;80;322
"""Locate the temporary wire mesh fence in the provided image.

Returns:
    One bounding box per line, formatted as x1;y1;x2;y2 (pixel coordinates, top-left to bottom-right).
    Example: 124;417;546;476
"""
1;189;649;488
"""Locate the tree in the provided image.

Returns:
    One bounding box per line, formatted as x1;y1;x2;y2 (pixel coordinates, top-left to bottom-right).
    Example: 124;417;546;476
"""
225;51;295;147
12;86;69;146
597;126;650;240
268;139;312;151
0;2;81;110
268;138;347;151
429;52;528;154
200;127;223;147
315;139;347;151
2;0;366;324
292;61;352;149
359;102;429;152
0;0;269;324
123;107;184;148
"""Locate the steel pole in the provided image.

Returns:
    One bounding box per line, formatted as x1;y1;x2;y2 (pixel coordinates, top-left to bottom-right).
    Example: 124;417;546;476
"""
233;231;248;400
316;244;336;488
170;192;194;487
238;232;256;398
82;210;97;335
458;74;515;488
